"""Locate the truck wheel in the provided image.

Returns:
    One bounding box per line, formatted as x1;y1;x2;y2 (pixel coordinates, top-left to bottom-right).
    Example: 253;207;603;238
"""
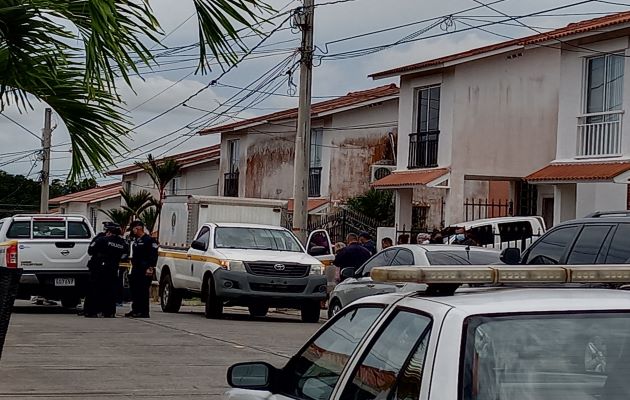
204;277;223;319
327;298;342;319
301;302;321;323
248;304;269;318
61;296;80;309
160;273;182;313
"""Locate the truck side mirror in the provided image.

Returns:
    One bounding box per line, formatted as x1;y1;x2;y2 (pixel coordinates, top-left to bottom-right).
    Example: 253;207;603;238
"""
308;246;327;257
500;248;521;265
191;240;206;251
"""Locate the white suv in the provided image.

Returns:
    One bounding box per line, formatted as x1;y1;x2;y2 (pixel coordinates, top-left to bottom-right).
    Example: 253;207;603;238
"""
0;214;95;307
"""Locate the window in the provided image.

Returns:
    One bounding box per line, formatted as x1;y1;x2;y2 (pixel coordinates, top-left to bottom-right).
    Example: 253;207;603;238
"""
409;85;441;169
391;249;414;266
417;85;440;133
32;220;66;239
168;176;181;195
567;225;613;264
195;227;211;250
68;222;91;239
585;54;624;117
340;310;432;400
606;224;630;263
498;221;534;243
470;225;494;246
524;226;579;264
7;221;30;239
214;227;303;252
426;250;500;266
124;181;132;193
461;312;630;400
360;249;397;277
310;128;323;168
89;207;97;229
227;139;240;173
282;306;384;400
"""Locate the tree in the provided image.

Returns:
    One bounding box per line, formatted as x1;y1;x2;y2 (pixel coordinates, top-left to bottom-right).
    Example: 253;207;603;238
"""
100;208;132;233
140;207;158;234
346;189;395;225
120;189;152;220
0;1;271;179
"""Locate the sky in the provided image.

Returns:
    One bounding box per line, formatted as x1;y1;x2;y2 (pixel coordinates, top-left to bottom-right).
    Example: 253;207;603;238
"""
1;0;629;182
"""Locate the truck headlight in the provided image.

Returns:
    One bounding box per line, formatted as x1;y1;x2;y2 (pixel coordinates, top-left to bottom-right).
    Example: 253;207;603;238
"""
220;260;246;272
310;264;326;275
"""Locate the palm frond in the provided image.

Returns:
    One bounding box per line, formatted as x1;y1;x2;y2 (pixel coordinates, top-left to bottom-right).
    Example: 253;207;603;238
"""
100;208;132;232
140;206;158;232
120;188;153;218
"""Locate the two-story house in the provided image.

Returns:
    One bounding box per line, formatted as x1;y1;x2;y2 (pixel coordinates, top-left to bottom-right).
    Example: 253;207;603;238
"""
50;183;122;229
527;12;630;224
198;84;399;209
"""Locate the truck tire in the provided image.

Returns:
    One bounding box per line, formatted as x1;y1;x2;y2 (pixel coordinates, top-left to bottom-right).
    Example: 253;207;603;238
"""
327;298;342;320
61;296;81;309
204;276;223;319
248;304;269;318
301;302;321;323
160;273;183;313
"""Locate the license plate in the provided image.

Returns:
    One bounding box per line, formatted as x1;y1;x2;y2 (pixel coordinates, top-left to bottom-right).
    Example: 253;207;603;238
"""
54;278;75;287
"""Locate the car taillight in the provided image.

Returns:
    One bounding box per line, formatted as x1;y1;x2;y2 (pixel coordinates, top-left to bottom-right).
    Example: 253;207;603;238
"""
6;243;17;268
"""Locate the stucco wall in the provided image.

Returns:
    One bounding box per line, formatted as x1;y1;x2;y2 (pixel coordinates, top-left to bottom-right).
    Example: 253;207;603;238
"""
576;182;628;218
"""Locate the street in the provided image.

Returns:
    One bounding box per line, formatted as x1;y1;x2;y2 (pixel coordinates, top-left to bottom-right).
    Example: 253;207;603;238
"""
0;302;322;399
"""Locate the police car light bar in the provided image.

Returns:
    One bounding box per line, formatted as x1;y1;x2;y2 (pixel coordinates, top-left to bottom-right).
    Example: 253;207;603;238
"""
370;265;630;285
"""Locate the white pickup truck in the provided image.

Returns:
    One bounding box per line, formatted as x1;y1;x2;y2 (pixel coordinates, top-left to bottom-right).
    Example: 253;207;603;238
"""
156;196;332;322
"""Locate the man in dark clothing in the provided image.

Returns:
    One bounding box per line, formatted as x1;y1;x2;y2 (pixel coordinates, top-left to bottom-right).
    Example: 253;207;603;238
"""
85;224;127;317
358;232;377;256
334;233;372;276
126;220;158;318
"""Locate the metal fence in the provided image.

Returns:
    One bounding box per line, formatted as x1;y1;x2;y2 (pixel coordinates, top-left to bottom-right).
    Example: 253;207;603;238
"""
308;208;379;244
464;198;514;222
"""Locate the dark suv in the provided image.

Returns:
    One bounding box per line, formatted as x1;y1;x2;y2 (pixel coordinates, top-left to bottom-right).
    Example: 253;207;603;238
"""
502;211;630;265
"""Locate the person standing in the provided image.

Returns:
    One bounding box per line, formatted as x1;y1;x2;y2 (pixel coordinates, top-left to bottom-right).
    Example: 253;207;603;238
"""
381;237;393;250
126;221;158;318
358;232;377;255
334;233;372;278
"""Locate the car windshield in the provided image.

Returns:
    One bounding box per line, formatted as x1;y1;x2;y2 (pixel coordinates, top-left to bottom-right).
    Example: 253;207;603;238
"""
461;312;630;400
214;227;303;252
426;250;500;265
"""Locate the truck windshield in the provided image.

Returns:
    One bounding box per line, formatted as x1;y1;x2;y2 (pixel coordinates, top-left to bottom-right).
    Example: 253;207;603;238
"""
214;227;303;252
461;312;630;400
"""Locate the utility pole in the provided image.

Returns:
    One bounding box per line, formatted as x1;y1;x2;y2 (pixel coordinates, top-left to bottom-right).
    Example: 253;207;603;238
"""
292;0;314;243
40;108;52;214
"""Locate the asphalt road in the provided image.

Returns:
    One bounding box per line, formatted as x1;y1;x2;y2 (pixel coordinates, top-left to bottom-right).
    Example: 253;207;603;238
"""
0;301;322;399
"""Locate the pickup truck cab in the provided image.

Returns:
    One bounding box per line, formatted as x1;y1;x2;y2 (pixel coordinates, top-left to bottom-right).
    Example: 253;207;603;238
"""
0;214;94;307
226;264;630;400
156;223;327;322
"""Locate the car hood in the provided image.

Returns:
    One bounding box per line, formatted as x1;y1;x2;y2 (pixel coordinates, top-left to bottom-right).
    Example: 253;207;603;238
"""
214;248;321;264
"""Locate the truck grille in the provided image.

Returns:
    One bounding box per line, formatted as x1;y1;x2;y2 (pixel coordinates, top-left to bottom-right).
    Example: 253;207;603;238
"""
250;283;307;293
246;262;309;278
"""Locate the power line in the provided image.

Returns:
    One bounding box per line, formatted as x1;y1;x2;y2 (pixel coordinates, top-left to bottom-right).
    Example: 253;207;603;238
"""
0;113;41;141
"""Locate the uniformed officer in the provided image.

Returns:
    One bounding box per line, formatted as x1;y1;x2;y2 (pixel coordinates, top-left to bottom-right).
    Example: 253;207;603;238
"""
82;222;117;317
126;220;158;318
85;223;127;317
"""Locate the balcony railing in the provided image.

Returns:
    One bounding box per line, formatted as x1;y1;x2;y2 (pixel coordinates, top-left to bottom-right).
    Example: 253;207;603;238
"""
309;167;322;197
577;110;624;157
408;131;439;169
223;172;239;197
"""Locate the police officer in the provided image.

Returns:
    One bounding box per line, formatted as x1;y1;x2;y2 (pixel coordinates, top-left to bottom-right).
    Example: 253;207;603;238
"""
82;222;117;317
85;223;127;317
126;220;158;318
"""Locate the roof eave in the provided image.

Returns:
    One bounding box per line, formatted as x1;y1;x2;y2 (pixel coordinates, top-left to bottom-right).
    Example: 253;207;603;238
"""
314;95;399;117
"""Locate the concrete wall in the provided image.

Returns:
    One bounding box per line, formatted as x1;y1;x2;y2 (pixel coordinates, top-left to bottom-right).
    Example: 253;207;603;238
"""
576;182;628;218
178;164;219;196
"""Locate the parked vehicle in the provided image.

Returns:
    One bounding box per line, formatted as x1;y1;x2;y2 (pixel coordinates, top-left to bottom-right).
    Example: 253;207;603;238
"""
156;196;331;322
502;211;630;265
226;264;630;400
327;244;500;318
445;215;546;249
0;214;95;308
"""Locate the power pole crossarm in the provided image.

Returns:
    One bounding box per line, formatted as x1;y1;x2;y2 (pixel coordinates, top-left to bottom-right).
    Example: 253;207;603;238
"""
40;108;52;214
292;0;315;243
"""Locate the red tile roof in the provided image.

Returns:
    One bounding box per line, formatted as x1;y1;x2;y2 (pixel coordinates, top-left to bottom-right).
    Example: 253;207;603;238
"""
199;84;399;135
370;11;630;79
107;144;220;175
50;183;122;205
371;168;450;188
287;198;329;213
526;162;630;182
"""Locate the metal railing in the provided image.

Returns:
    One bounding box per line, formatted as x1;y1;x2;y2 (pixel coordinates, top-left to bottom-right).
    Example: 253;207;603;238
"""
309;167;322;198
408;131;439;169
576;110;624;157
223;172;239;197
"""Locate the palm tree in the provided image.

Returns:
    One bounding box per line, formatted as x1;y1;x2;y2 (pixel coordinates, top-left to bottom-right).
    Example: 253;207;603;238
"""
100;208;133;233
140;207;158;234
0;1;271;179
136;154;181;240
120;189;153;220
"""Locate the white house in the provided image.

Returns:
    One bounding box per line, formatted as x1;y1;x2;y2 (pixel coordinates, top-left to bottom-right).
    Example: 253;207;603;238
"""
526;12;630;224
50;183;122;230
198;84;399;208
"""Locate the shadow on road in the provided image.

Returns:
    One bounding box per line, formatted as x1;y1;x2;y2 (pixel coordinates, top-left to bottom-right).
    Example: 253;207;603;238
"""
181;309;313;324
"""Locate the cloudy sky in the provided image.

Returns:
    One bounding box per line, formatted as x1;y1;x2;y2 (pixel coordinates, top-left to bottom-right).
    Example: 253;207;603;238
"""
1;0;629;182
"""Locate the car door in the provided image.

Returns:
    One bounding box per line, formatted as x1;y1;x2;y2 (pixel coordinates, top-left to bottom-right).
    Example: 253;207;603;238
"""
184;226;211;290
565;224;615;265
337;249;398;307
306;229;335;265
522;225;581;265
604;223;630;263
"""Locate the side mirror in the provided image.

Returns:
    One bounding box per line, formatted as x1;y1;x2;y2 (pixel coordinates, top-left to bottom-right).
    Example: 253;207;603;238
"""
500;248;521;265
341;267;356;280
227;362;275;390
308;245;328;257
191;240;206;252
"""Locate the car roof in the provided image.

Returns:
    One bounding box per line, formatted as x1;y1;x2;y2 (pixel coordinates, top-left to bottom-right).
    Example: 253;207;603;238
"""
448;216;541;227
391;244;501;254
212;222;288;230
557;216;630;226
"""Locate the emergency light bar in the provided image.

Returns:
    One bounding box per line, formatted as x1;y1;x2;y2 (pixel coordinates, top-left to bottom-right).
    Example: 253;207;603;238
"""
370;265;630;285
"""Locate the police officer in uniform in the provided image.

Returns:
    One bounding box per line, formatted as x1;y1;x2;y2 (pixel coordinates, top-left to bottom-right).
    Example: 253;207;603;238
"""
82;222;116;316
126;220;158;318
85;223;127;317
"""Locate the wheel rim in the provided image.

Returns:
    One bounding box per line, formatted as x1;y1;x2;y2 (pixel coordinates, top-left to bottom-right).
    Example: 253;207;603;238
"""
333;303;341;315
163;281;170;305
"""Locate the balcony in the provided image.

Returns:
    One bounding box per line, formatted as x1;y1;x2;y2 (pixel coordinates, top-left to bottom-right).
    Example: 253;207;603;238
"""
223;172;239;197
308;167;322;197
577;110;624;158
408;131;439;169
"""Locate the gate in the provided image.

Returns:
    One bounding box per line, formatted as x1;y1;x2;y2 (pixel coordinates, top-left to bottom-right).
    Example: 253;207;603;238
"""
308;208;379;244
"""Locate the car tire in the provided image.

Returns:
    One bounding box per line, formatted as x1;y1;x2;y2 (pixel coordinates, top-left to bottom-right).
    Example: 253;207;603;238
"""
160;273;183;313
61;296;80;309
248;304;269;318
204;276;223;319
327;298;342;319
301;302;321;323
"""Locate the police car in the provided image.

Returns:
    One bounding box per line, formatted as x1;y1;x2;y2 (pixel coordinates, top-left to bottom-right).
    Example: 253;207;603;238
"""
225;265;630;400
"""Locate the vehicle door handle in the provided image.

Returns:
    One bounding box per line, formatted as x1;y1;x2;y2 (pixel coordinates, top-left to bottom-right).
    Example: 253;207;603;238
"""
395;283;405;288
55;242;75;248
367;284;375;288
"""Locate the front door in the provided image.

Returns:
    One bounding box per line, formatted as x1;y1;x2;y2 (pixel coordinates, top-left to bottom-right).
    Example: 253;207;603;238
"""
542;197;554;229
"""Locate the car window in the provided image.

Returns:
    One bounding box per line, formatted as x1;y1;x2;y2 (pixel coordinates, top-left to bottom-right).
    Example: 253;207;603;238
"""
340;310;432;400
524;225;579;264
67;221;91;239
426;250;500;265
32;221;66;239
282;306;384;400
391;249;414;266
195;227;211;249
567;225;613;264
6;221;30;239
361;249;397;277
498;221;534;243
605;224;630;263
470;225;494;246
